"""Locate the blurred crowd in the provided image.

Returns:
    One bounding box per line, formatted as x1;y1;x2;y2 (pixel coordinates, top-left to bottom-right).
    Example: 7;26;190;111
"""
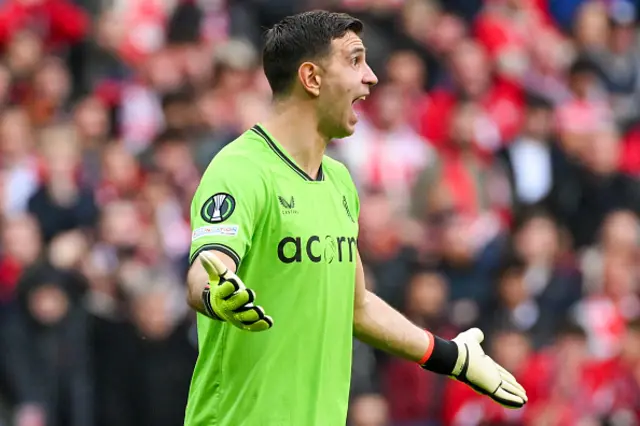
0;0;640;425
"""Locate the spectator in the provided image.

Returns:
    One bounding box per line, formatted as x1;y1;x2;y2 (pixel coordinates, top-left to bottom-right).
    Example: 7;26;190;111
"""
24;56;71;127
552;125;640;248
496;93;568;217
27;125;98;243
4;261;91;426
348;394;389;426
590;3;640;129
0;107;38;218
575;251;640;360
480;253;567;349
512;210;583;319
0;213;43;348
554;56;614;158
95;141;143;205
419;38;523;152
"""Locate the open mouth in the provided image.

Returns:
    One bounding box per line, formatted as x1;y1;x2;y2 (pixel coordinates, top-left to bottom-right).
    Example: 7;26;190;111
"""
352;95;367;105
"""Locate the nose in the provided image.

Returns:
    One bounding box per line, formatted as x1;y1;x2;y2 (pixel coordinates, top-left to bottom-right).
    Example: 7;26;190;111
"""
363;63;378;87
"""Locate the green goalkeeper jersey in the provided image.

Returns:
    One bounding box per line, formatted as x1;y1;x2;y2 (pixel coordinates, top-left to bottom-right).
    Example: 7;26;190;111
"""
184;124;360;426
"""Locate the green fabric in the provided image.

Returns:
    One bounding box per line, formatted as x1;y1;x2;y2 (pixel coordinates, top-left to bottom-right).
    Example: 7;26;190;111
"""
184;125;360;426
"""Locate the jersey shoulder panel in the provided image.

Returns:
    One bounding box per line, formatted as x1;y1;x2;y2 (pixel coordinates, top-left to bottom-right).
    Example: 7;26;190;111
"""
207;129;274;174
322;155;352;184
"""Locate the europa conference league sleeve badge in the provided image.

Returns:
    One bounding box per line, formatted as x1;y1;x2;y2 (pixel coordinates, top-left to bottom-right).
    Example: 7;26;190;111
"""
201;193;236;223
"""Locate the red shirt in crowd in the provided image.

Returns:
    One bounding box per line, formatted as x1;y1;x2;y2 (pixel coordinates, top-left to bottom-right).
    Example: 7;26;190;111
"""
418;80;524;154
0;0;88;50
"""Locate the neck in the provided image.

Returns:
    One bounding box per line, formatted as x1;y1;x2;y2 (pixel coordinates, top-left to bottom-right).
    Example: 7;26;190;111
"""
260;100;327;180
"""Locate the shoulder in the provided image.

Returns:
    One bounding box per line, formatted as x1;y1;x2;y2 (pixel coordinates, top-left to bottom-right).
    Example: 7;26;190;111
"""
323;154;353;185
205;129;272;180
211;128;268;164
196;130;275;204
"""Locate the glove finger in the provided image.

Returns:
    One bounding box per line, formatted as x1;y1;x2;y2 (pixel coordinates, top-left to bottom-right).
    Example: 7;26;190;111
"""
199;251;229;279
465;328;485;344
243;315;274;332
497;365;527;397
492;387;526;409
235;304;265;324
226;288;255;309
500;379;527;401
215;280;240;299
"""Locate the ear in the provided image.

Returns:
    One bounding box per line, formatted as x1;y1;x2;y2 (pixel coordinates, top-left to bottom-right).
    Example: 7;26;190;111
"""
297;62;322;97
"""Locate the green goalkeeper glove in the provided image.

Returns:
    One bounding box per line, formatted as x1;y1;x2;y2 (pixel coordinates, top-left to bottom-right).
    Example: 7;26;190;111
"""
199;251;274;332
451;328;527;408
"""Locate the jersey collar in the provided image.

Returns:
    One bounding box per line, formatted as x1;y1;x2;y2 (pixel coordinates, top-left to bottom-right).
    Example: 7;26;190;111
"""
251;124;324;182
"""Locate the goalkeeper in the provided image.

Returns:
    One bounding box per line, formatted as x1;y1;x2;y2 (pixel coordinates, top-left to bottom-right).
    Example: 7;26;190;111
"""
183;10;527;426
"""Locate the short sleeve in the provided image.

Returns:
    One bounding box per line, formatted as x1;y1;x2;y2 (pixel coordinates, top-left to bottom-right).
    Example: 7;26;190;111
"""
189;155;266;269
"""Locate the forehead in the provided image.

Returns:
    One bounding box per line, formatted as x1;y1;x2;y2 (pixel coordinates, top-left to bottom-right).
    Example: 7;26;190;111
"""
330;31;364;56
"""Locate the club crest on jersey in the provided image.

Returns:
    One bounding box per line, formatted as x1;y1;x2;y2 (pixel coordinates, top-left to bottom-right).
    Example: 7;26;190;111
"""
278;195;298;215
201;193;236;223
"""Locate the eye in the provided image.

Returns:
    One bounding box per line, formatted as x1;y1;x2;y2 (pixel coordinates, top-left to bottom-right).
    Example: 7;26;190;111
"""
352;57;359;66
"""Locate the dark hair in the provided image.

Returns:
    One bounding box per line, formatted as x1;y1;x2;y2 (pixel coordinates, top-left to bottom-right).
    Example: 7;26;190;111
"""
513;207;558;234
555;320;587;341
166;1;202;44
161;90;194;110
524;91;553;110
627;318;640;332
153;129;187;147
569;56;598;77
496;254;527;282
262;10;363;97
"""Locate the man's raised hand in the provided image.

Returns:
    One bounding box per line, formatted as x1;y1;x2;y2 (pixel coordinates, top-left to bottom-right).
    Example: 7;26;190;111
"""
199;251;274;331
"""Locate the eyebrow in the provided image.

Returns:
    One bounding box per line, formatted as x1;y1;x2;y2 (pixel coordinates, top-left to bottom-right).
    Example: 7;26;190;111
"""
349;46;366;56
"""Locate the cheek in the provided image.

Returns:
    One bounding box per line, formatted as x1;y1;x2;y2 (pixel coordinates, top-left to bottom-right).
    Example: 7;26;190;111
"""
325;69;354;95
320;88;347;117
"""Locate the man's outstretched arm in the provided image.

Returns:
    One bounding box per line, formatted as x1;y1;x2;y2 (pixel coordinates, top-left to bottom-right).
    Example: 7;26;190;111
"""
352;250;528;408
352;250;453;367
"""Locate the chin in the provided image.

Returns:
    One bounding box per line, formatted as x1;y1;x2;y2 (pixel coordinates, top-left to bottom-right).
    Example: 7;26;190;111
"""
337;120;358;138
332;127;355;140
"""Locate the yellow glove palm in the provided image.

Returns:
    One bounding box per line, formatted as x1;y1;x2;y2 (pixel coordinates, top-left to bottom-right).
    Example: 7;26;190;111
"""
451;328;527;408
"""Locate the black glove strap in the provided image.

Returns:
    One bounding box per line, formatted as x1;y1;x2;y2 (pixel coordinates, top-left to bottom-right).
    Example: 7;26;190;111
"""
421;335;458;375
202;285;223;321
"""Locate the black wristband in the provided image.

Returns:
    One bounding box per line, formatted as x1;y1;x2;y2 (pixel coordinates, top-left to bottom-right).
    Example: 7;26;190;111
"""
421;335;459;375
202;285;222;320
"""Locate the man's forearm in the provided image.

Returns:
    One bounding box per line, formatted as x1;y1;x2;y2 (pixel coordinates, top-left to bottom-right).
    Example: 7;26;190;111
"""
353;290;458;374
353;290;431;362
186;260;210;316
